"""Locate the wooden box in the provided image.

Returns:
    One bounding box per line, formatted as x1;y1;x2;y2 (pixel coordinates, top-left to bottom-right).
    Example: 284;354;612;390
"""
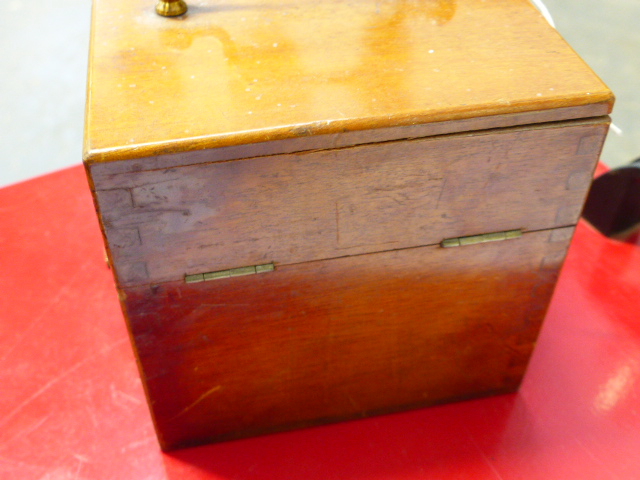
83;0;613;450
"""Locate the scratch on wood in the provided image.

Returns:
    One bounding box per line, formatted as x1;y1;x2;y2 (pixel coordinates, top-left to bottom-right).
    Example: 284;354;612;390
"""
169;385;222;422
104;176;180;192
345;392;360;411
335;202;340;244
200;304;251;307
436;177;447;210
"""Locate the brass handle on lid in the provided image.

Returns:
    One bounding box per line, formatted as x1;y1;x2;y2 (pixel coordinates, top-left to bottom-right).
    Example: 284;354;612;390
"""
156;0;187;16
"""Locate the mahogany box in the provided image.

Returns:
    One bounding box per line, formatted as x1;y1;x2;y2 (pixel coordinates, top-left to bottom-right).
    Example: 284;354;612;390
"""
83;0;613;449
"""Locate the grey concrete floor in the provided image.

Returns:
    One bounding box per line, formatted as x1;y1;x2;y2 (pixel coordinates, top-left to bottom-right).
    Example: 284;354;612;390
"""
543;0;640;169
0;0;638;188
0;0;91;188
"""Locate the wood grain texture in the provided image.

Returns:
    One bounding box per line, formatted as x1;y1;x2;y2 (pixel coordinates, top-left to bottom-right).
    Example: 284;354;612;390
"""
83;0;613;164
94;118;608;287
87;104;611;177
82;0;616;453
122;227;573;450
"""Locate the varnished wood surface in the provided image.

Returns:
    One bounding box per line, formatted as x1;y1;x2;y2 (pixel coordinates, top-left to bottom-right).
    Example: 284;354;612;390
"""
83;0;614;451
122;227;573;449
84;0;613;163
95;118;607;287
88;104;610;176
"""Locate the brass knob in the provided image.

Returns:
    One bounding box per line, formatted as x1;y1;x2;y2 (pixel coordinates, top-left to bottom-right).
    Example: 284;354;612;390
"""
156;0;187;16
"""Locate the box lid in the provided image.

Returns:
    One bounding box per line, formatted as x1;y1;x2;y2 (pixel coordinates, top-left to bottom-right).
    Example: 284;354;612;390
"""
83;0;612;165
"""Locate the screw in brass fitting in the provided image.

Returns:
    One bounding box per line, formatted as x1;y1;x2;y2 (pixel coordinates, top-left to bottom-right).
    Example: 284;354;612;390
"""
156;0;187;17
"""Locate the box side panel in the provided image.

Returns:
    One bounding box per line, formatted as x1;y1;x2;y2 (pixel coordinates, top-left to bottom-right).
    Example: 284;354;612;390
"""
84;0;613;163
92;119;607;287
121;227;573;449
87;103;610;174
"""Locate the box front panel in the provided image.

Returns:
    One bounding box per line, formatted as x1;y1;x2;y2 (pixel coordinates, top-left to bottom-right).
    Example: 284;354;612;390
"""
93;119;607;287
122;227;572;449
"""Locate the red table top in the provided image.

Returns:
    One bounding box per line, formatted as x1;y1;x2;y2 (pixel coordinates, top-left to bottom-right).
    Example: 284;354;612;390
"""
1;164;639;480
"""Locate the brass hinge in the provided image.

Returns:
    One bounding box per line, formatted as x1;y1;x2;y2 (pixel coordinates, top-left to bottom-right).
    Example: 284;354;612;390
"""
185;263;275;284
441;229;523;248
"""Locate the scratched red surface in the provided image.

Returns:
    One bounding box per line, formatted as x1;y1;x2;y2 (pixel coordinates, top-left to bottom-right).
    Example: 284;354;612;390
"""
1;165;639;479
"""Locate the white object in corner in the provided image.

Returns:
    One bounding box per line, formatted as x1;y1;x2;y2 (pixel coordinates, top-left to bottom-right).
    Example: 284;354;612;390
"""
530;0;556;27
